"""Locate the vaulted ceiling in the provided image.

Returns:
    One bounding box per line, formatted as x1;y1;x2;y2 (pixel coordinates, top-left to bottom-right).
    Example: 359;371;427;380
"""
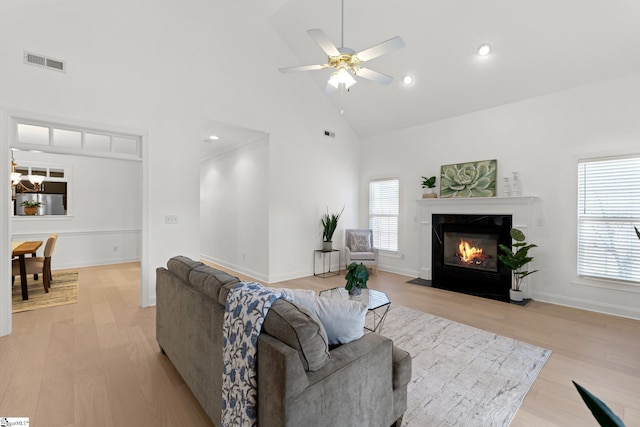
268;0;640;138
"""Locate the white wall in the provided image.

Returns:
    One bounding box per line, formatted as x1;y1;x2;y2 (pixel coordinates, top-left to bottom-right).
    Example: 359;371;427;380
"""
200;123;361;284
361;72;640;319
1;0;361;334
11;150;141;269
267;125;361;283
200;137;270;281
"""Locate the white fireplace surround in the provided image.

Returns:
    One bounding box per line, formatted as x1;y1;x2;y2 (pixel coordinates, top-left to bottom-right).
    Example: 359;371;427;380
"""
417;196;538;294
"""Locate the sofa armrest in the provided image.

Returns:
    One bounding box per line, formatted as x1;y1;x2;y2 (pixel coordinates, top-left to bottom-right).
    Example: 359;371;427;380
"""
258;333;310;399
258;332;395;426
392;345;412;389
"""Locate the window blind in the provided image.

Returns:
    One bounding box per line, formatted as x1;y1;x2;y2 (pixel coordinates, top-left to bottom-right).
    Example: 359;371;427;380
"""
369;178;399;252
577;156;640;283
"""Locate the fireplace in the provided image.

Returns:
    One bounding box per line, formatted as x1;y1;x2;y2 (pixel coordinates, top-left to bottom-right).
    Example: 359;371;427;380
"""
432;214;512;301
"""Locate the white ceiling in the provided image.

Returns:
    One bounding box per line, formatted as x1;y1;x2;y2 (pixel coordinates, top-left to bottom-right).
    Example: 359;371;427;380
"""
200;120;268;160
269;0;640;138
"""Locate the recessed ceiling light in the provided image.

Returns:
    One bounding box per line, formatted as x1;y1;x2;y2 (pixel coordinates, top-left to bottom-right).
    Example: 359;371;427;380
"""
208;135;219;141
477;43;492;57
402;75;414;85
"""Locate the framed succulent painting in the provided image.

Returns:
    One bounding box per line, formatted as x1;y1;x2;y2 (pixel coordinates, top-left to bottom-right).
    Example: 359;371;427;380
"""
440;159;497;198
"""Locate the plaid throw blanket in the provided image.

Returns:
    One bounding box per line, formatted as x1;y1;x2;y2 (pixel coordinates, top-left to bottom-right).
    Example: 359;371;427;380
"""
221;282;284;427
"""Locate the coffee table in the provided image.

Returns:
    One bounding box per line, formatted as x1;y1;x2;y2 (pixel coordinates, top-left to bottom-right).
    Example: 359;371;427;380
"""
319;287;391;333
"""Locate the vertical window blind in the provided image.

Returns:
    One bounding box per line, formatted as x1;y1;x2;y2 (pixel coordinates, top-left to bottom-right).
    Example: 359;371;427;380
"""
369;178;399;252
577;156;640;284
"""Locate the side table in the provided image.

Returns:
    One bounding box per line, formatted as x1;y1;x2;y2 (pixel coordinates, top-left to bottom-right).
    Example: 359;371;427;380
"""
313;249;340;278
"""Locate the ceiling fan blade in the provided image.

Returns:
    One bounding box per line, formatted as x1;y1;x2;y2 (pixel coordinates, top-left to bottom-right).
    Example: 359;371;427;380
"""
279;64;327;73
307;29;341;57
355;36;405;62
355;67;394;85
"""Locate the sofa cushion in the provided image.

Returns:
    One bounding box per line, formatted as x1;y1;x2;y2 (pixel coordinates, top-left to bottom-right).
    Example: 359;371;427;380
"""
262;299;330;372
189;265;240;302
167;256;204;284
288;293;368;345
349;251;376;260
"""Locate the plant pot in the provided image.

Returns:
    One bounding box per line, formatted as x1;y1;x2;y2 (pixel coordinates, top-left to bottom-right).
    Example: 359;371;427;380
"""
422;188;437;198
509;289;524;302
348;287;361;297
322;241;333;251
24;206;38;216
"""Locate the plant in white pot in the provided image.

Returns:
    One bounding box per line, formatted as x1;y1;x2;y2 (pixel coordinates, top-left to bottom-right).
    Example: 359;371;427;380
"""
421;176;437;198
497;228;538;302
321;207;343;251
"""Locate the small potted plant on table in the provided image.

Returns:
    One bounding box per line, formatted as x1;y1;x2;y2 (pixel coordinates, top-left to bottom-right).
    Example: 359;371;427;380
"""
345;262;369;296
421;176;437;198
321;207;344;251
497;228;538;302
20;200;45;216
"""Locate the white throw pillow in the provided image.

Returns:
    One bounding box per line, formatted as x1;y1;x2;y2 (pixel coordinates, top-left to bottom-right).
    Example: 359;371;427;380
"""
289;292;368;345
350;233;372;252
266;287;316;301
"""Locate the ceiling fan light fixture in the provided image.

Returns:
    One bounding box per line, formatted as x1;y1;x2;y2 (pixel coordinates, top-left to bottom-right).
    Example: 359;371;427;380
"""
402;75;414;85
328;66;357;89
477;43;492;57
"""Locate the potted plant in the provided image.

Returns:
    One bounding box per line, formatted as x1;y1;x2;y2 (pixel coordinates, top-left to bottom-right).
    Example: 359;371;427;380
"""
421;176;437;198
20;200;45;216
497;228;538;302
321;207;343;251
345;262;369;296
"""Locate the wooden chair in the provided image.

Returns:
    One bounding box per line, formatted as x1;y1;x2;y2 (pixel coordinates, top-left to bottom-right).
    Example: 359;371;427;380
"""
12;234;58;293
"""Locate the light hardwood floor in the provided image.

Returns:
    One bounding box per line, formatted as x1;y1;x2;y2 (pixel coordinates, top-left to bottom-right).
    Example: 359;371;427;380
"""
1;262;638;426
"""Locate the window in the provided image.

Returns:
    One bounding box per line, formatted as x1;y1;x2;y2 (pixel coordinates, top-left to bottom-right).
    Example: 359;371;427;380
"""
577;156;640;284
13;161;69;216
15;119;141;159
369;178;399;252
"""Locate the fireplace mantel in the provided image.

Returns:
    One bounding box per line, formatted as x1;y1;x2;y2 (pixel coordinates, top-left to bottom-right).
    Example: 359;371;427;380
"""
417;196;537;206
417;196;538;281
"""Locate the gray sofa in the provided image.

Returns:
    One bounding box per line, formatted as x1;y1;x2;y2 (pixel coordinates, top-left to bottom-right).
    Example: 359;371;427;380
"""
156;256;411;427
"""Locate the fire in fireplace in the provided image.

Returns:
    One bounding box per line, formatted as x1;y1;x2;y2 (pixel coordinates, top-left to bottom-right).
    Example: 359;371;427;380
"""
443;232;498;272
432;214;512;301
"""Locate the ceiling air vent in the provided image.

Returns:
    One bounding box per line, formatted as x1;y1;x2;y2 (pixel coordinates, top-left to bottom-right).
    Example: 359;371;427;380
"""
24;51;66;73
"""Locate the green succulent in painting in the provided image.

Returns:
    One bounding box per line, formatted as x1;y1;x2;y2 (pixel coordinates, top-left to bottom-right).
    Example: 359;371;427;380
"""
440;160;496;198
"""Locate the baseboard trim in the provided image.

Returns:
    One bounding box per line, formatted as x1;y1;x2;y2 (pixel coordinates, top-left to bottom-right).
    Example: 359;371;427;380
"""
532;291;640;320
199;254;268;283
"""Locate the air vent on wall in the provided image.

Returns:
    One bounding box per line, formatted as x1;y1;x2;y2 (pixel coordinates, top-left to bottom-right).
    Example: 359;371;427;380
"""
24;51;66;73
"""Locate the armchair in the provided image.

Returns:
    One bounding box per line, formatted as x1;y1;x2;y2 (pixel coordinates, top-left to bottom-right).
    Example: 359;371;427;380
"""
345;229;379;275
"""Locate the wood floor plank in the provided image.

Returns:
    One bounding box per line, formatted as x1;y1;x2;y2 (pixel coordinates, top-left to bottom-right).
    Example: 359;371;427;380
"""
74;375;114;427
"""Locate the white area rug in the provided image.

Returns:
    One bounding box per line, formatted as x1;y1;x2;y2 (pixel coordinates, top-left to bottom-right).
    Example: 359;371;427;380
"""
380;305;551;427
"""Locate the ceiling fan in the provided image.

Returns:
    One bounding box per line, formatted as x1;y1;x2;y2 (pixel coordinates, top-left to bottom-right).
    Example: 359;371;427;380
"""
278;0;405;94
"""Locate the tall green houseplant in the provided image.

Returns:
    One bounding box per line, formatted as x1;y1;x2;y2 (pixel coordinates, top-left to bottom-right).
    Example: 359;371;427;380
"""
321;207;343;250
497;228;538;301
